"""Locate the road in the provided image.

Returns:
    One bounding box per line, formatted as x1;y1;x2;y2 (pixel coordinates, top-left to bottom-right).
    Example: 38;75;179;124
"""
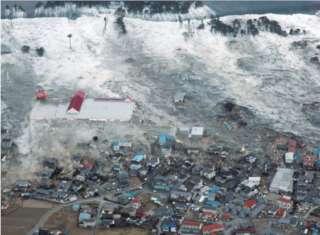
27;183;144;235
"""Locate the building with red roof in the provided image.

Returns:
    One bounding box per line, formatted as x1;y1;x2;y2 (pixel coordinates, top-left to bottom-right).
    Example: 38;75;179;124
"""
221;214;232;221
288;140;297;154
202;224;224;234
243;200;257;210
129;199;141;209
201;212;217;219
232;228;255;235
303;158;314;167
135;209;149;218
181;221;203;230
276;208;286;218
276;197;293;210
67;90;86;113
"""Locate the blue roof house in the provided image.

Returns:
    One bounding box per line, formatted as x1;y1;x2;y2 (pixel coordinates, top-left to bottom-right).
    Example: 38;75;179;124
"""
79;212;90;222
1;44;12;54
132;154;145;163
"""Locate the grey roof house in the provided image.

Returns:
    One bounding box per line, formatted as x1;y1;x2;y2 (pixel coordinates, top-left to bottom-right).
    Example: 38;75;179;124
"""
1;44;12;54
174;91;186;103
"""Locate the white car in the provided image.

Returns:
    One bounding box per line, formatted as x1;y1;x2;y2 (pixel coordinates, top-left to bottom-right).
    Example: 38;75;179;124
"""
154;190;157;192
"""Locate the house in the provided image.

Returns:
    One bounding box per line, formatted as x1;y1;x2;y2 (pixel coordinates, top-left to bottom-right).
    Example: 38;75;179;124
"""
105;184;117;193
51;192;69;202
293;41;307;49
202;205;218;213
239;209;251;218
285;152;294;163
248;177;261;186
118;172;129;181
181;221;203;230
273;218;291;229
201;168;216;180
37;229;53;235
131;154;146;164
192;164;205;175
154;206;173;218
163;222;177;232
32;189;49;200
129;199;141;209
154;175;171;186
113;141;131;151
57;181;71;192
84;185;98;198
232;206;243;215
43;158;57;169
1;44;12;54
303;158;314;168
67;90;86;114
310;55;320;64
180;73;189;81
130;164;141;171
118;195;130;205
186;148;200;155
223;203;235;213
170;190;192;201
37;170;52;179
202;224;224;234
179;127;190;135
221;214;232;221
276;197;293;210
208;145;222;155
1;138;12;149
269;168;294;193
220;147;230;158
171;215;184;224
174;91;186;103
268;206;279;217
298;171;315;183
232;228;255;235
202;212;217;220
111;154;122;163
275;208;286;218
250;204;266;217
13;180;30;192
288;139;297;154
243;200;257;210
190;127;204;139
79;218;96;228
147;157;160;168
265;193;281;205
118;180;130;190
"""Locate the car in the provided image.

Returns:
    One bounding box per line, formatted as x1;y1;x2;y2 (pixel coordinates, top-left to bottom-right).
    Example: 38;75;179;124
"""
154;190;157;192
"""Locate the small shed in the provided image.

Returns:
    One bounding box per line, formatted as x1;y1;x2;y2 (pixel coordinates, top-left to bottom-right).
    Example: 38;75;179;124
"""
114;74;126;82
72;204;80;211
285;152;294;163
179;127;189;135
1;139;12;149
1;44;12;54
180;73;189;80
174;91;186;103
190;127;204;139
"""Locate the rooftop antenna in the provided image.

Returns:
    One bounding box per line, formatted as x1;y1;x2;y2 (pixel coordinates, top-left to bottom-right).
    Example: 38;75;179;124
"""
67;34;72;49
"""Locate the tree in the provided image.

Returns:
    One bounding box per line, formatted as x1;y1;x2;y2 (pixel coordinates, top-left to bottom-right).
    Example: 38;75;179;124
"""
115;17;126;34
21;46;30;53
224;101;236;112
195;1;204;8
36;47;45;57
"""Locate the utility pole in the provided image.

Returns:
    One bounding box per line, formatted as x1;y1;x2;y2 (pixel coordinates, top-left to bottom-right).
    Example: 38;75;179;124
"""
67;34;72;49
103;17;108;34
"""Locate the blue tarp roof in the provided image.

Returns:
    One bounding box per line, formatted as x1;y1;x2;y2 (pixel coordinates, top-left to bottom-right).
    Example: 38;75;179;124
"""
159;136;166;144
73;204;79;209
155;185;170;189
79;212;90;220
114;141;119;147
317;160;320;165
163;223;176;229
133;154;144;162
126;192;137;197
314;148;320;155
206;200;220;205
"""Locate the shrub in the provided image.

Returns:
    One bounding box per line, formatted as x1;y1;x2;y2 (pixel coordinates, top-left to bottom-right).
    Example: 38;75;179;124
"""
21;45;30;53
224;101;236;112
36;47;44;57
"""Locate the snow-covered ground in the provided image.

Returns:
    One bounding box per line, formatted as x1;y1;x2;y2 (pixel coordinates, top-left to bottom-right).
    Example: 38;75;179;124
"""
1;12;320;185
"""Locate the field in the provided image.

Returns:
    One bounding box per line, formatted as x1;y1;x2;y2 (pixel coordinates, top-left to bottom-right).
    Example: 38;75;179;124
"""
1;208;49;235
128;177;142;187
22;199;57;209
42;206;79;230
253;220;269;230
97;227;150;235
